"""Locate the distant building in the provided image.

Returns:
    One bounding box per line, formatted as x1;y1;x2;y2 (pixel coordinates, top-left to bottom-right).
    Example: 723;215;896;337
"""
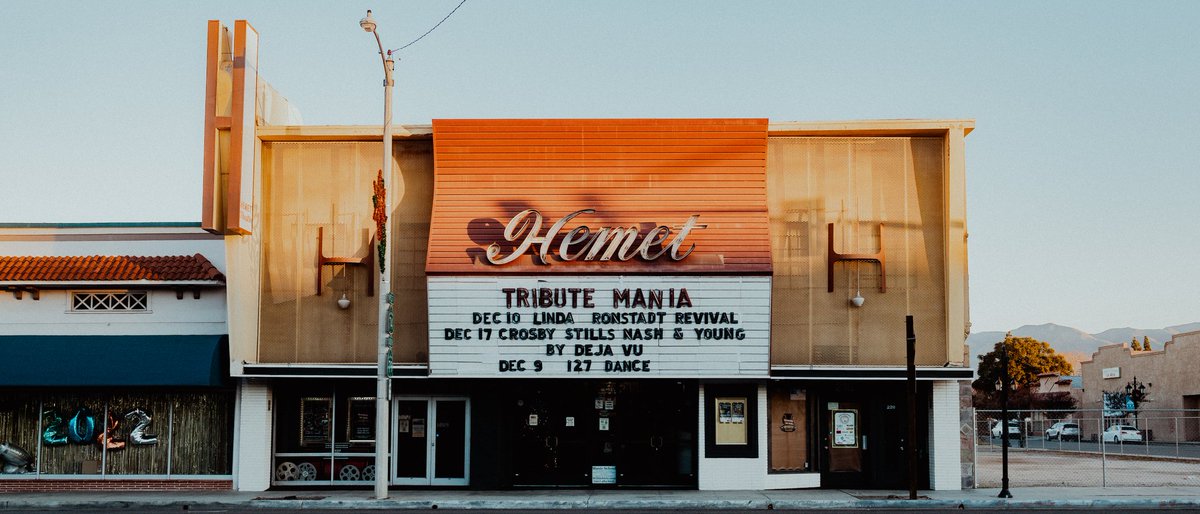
1022;373;1083;433
1035;372;1082;405
1080;331;1200;441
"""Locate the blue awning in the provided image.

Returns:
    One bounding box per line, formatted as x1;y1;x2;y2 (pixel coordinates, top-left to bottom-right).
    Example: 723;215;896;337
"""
0;335;228;387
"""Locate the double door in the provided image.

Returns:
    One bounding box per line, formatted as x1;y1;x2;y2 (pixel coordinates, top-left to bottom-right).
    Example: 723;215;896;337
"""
393;396;469;486
510;380;695;487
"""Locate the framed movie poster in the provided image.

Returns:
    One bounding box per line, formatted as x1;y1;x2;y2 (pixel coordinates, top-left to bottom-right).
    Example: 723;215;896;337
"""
300;397;332;447
397;414;411;434
832;409;858;448
346;397;375;443
715;397;748;445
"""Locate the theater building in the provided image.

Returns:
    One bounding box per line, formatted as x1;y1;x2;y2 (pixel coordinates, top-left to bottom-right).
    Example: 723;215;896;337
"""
202;21;973;492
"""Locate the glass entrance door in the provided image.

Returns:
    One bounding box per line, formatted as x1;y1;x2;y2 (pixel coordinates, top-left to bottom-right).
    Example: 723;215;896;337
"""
816;383;930;489
432;399;468;484
509;380;696;487
820;399;866;488
392;397;470;486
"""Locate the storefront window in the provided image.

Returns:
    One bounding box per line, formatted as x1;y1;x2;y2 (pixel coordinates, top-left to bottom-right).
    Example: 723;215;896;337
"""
103;393;172;475
0;397;40;475
0;391;232;477
169;393;234;475
768;386;809;472
273;383;377;485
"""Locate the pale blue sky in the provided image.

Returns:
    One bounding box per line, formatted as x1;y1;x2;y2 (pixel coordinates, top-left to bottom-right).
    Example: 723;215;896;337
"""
1;1;1196;334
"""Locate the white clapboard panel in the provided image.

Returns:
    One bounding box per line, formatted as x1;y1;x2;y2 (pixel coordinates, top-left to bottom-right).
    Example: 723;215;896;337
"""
427;276;770;378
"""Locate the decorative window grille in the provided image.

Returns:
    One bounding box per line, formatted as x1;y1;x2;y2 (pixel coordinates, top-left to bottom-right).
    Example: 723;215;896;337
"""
71;291;149;312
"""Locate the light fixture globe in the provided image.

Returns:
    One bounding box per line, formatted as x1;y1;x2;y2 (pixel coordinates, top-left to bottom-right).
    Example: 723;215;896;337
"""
337;293;351;310
850;290;865;308
360;10;377;33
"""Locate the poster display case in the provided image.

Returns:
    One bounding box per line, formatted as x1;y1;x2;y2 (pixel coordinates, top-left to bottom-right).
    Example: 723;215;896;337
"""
715;397;748;445
273;386;377;485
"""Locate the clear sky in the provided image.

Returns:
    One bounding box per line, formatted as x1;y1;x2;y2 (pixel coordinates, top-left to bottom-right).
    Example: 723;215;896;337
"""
1;1;1196;334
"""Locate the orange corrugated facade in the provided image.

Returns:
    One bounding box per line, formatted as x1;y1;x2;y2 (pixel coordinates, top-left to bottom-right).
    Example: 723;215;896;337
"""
427;118;771;274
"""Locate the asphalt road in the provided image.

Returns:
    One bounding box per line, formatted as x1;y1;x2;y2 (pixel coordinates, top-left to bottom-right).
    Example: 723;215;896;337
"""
976;442;1200;488
20;510;1200;513
981;435;1200;459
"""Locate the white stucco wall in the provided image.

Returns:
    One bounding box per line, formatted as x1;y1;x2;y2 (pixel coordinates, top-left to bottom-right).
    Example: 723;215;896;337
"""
233;380;273;491
929;380;962;490
0;289;226;335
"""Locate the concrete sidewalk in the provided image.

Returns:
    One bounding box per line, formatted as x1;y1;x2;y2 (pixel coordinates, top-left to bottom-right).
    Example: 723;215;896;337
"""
4;486;1200;510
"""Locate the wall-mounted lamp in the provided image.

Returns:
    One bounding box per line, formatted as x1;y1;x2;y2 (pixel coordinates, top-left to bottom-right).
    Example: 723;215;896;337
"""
337;293;351;310
850;291;865;308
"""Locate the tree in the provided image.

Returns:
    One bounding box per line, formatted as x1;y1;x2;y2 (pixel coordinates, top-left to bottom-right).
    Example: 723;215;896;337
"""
1035;391;1078;417
973;335;1074;403
1143;336;1152;351
1103;390;1128;414
1130;337;1142;351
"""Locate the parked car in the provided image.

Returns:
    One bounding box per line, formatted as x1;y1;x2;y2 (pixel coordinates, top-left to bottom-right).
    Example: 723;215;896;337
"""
991;419;1022;438
1046;421;1081;441
1102;424;1144;443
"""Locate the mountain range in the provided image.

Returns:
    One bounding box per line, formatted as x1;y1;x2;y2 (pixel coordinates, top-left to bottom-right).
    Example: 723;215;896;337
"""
965;322;1200;373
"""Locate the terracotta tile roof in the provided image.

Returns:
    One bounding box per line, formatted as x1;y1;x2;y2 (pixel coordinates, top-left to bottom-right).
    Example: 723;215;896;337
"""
0;254;225;283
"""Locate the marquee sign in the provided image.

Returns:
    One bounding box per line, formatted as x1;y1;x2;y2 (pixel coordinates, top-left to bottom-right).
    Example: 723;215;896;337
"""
485;209;705;265
426;118;772;275
427;276;770;378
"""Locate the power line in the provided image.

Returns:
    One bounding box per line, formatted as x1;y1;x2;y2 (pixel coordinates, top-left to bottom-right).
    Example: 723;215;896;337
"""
393;0;468;53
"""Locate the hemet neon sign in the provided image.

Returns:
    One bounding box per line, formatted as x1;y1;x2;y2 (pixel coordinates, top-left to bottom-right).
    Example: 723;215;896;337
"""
485;209;704;265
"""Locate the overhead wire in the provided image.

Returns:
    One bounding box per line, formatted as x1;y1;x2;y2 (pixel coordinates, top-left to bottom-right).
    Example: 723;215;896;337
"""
392;0;469;53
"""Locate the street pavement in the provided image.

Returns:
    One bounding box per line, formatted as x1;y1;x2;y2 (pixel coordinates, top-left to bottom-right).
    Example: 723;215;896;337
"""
5;486;1200;510
984;436;1200;459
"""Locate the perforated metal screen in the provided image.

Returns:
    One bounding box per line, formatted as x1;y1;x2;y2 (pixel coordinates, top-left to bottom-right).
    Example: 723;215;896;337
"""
767;137;949;366
258;141;433;364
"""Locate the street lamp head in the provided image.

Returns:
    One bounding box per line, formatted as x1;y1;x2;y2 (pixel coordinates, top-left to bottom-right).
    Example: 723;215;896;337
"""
1125;383;1133;394
360;10;377;33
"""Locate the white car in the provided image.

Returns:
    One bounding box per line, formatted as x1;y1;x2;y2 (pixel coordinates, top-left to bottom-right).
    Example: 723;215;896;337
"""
1046;421;1081;441
991;420;1021;438
1102;424;1143;443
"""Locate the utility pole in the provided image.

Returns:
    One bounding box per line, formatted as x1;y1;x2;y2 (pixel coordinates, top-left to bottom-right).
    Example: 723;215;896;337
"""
905;315;917;500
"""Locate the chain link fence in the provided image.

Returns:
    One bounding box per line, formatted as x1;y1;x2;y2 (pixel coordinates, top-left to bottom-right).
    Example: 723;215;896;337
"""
973;408;1200;488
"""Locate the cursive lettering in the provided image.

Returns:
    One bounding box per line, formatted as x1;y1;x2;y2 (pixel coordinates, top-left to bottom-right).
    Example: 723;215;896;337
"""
485;209;704;265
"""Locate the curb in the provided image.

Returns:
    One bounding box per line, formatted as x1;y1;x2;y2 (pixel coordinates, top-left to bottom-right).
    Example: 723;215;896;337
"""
6;497;1200;510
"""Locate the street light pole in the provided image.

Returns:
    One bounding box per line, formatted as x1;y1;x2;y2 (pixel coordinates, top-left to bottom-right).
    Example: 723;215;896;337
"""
998;331;1013;499
360;9;394;500
1125;376;1150;433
